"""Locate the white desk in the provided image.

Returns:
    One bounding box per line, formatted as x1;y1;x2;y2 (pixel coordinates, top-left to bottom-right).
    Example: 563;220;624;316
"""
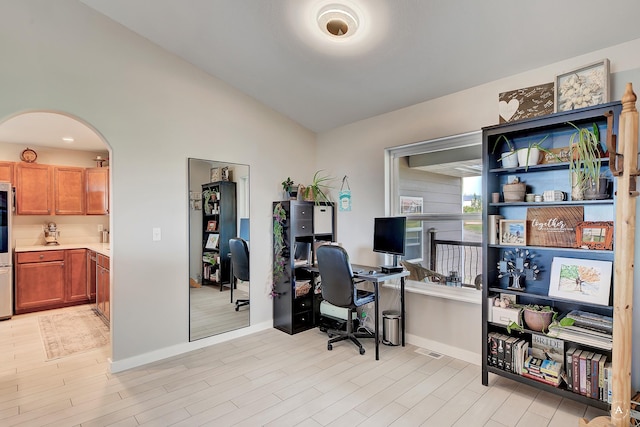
352;266;410;360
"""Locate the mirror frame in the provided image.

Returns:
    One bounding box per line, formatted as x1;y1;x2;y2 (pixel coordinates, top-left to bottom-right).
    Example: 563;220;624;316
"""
188;158;250;341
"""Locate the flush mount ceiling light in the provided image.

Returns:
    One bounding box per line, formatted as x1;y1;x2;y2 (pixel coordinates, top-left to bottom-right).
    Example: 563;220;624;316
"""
317;4;359;38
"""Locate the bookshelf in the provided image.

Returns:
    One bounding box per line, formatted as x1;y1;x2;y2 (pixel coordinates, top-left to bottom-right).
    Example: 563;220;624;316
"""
201;181;236;288
481;101;623;411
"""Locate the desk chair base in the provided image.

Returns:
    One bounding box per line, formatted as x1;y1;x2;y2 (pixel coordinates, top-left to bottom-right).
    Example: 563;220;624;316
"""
324;308;370;355
235;299;249;311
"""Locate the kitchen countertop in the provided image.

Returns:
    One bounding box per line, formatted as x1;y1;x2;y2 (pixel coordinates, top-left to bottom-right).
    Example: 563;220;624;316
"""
15;243;110;257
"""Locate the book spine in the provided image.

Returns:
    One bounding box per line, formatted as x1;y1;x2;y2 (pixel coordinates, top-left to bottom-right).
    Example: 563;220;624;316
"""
566;348;576;391
505;338;513;372
497;335;505;370
579;352;587;395
585;352;592;397
598;356;606;401
591;354;600;399
573;350;582;393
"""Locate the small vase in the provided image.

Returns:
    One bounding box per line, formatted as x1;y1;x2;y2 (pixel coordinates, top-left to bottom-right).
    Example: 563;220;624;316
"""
517;147;540;168
571;172;584;201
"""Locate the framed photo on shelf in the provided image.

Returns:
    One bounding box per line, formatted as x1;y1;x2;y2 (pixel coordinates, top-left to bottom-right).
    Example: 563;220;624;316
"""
555;59;610;112
548;257;612;306
221;166;230;181
575;221;613;250
205;233;219;250
499;219;526;246
210;167;221;182
206;220;217;232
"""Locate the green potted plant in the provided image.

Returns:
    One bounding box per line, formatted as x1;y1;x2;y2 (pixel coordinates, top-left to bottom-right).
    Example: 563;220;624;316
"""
302;170;333;203
281;177;294;200
568;123;608;200
492;135;518;168
516;134;550;169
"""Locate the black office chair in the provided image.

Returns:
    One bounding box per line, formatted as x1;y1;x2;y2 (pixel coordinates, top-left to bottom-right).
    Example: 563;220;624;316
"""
229;238;250;311
316;245;375;355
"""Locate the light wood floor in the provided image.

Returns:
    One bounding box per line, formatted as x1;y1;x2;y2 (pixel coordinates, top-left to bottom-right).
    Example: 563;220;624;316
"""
0;305;607;426
190;283;250;340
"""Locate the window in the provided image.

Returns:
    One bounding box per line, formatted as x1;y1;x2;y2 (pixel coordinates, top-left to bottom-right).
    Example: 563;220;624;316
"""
385;131;483;302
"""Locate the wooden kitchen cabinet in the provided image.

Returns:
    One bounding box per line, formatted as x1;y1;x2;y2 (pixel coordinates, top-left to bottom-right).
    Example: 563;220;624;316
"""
54;166;85;215
96;253;110;322
0;161;15;184
87;250;97;302
15;251;65;314
15;163;53;215
86;167;109;215
65;249;87;303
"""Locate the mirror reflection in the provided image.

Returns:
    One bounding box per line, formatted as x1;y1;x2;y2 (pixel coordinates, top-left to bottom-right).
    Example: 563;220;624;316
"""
189;158;249;340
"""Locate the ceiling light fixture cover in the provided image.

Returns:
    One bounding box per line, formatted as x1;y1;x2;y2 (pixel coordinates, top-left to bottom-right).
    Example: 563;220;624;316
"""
317;4;359;38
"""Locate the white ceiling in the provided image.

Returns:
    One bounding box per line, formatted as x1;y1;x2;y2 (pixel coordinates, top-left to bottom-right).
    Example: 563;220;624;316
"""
4;1;640;152
78;0;640;133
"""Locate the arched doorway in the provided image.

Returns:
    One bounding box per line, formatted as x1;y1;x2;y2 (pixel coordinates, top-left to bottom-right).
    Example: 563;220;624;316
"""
0;110;112;360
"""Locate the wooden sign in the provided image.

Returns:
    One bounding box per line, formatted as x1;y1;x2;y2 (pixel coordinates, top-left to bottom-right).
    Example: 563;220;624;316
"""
526;206;584;248
499;83;554;123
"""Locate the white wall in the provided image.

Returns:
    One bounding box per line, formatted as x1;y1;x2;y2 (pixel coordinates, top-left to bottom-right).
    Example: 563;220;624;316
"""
0;0;317;368
317;39;640;384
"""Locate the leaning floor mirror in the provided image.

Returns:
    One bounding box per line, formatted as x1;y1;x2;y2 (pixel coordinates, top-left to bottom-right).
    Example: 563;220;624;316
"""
188;158;250;341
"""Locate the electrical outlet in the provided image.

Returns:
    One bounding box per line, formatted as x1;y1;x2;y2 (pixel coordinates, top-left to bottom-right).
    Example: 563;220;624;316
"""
98;224;103;232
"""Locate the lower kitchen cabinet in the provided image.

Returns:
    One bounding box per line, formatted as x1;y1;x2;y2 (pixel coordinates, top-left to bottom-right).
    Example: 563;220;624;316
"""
96;253;110;322
87;250;97;302
15;251;65;314
15;249;96;314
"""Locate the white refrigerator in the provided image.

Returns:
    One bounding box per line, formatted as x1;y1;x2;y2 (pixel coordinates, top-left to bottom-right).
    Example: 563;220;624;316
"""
0;182;12;320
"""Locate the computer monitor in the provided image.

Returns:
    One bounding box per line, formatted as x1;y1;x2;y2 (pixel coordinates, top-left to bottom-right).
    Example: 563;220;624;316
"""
373;216;406;271
239;218;250;242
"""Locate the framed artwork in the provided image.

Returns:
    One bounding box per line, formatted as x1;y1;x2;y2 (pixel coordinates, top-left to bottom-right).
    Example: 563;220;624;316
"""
499;219;526;246
206;220;217;232
555;59;610;112
498;82;554;123
221;166;230;181
575;221;613;250
205;233;219;249
548;257;612;306
399;196;423;214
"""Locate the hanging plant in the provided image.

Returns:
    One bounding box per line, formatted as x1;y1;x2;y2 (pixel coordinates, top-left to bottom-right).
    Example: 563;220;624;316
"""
272;202;287;297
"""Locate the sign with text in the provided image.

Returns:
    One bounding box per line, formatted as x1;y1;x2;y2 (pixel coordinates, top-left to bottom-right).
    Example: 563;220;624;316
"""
526;206;584;248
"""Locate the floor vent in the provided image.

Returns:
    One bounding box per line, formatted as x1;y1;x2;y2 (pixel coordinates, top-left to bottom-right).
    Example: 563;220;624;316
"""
415;348;443;359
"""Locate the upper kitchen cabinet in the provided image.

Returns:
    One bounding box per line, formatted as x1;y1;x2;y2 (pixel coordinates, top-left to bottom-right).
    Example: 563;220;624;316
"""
86;167;109;215
54;166;85;215
15;163;53;215
0;161;15;185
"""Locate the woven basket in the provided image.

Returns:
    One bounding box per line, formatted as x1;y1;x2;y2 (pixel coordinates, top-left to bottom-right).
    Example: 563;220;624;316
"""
503;183;526;202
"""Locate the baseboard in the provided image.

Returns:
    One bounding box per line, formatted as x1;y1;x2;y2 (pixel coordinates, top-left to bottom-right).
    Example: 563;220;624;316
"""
109;320;272;373
406;333;481;366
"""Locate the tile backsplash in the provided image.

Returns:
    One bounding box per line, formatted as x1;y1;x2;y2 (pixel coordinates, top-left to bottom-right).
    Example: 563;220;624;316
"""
13;215;109;247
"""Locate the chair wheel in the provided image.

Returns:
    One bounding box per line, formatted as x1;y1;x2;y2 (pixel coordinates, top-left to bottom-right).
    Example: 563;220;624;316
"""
319;327;327;333
235;306;239;311
327;333;333;338
328;344;333;351
359;347;365;355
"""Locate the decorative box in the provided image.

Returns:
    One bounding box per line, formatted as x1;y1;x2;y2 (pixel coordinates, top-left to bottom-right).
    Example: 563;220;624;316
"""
543;190;566;202
491;305;522;327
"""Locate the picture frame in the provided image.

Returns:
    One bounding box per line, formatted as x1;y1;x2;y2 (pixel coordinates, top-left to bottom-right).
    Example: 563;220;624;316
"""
399;196;423;214
205;233;219;250
548;257;612;306
499;219;526;246
555;59;610;112
575;221;613;250
221;166;230;181
206;220;217;232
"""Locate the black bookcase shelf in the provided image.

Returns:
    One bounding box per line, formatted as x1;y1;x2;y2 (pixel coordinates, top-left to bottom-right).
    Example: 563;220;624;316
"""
482;102;622;410
201;181;236;288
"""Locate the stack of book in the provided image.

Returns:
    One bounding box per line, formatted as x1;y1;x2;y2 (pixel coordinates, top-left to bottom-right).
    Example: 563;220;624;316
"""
548;310;613;351
523;356;562;386
566;348;610;402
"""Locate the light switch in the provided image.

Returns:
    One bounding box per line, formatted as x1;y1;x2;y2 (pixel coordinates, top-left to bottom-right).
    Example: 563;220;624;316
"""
152;227;161;241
